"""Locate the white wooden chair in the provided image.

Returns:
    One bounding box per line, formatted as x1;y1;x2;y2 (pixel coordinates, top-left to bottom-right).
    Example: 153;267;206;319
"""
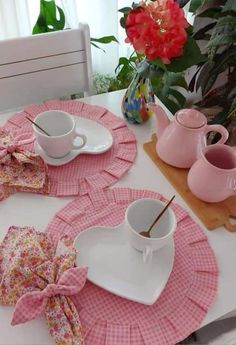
0;23;93;111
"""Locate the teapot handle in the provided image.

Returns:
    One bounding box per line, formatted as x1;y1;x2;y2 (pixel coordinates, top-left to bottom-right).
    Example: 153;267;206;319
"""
205;124;229;144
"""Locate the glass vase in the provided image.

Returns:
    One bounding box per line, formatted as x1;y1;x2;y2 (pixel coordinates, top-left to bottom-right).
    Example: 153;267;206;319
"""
121;73;155;124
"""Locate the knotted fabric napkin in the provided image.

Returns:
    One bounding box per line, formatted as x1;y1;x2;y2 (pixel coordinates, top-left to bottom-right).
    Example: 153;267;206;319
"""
0;226;88;345
0;129;49;200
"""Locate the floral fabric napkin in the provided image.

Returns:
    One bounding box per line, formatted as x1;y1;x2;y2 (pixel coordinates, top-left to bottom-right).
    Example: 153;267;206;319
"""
0;129;49;200
0;226;87;345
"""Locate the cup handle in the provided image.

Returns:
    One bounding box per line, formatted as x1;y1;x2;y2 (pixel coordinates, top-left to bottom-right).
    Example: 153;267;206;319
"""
73;132;87;149
143;245;153;264
205;124;229;144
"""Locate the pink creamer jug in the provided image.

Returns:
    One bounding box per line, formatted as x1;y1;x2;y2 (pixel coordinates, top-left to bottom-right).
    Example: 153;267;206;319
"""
187;144;236;202
149;103;229;168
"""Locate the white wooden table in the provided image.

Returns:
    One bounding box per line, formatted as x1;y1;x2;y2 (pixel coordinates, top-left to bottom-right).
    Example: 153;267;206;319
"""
0;90;236;344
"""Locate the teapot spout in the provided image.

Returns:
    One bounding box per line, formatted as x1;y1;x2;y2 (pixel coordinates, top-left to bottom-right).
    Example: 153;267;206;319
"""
149;102;170;138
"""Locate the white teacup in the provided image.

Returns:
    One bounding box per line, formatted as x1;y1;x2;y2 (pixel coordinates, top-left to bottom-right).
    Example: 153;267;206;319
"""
33;110;87;158
125;198;176;264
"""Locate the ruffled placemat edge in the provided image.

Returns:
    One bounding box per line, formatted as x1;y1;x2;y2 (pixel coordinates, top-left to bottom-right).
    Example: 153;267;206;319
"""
45;187;218;345
2;100;137;197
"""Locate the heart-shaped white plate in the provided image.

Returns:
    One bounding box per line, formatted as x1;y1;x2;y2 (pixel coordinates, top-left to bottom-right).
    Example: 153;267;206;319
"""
34;116;113;166
74;223;175;305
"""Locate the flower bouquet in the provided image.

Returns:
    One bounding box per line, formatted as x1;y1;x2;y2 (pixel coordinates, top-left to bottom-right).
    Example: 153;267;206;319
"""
119;0;205;123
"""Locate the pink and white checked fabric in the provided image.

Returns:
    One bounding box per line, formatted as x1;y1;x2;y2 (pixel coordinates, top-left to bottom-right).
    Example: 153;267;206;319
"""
3;100;136;196
45;188;218;345
11;266;87;326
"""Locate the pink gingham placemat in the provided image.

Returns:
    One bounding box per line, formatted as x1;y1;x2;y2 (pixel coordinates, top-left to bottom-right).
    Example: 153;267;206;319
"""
45;187;218;345
3;100;136;196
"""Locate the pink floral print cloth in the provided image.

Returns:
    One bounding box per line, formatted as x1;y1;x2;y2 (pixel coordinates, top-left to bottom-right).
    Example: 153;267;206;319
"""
0;130;49;200
0;226;88;345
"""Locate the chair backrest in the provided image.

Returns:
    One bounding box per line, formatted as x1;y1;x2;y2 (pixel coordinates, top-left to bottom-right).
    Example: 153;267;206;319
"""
0;23;93;111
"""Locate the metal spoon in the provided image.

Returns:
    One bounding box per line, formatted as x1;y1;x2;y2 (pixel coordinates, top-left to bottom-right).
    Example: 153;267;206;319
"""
25;116;50;136
139;195;175;238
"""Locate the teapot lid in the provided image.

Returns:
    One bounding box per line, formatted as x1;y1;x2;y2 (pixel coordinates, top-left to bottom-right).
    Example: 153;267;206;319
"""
176;109;206;128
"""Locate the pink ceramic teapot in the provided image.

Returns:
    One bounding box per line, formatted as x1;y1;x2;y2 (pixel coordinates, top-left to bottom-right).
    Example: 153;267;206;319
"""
150;103;229;168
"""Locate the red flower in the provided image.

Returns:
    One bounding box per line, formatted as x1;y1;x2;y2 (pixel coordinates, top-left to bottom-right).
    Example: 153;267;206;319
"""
125;0;189;63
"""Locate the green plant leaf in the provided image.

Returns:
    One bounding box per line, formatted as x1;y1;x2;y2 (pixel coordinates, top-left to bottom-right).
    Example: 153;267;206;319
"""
193;22;216;40
188;65;202;92
120;17;125;28
207;32;236;48
118;7;131;13
196;61;218;95
167;37;206;73
156;71;187;101
90;36;118;53
206;15;236;50
153;70;187;113
156;91;181;114
116;66;127;81
195;83;228;108
150;74;163;94
189;0;207;13
223;0;236;12
149;67;164;80
115;57;130;73
197;47;236;94
90;42;106;52
197;8;222;18
168;88;186;107
165;71;188;89
186;25;194;35
32;0;65;34
132;2;141;9
175;0;191;8
213;15;236;34
173;75;188;89
196;61;215;92
214;47;236;71
149;57;167;71
115;56;136;83
91;36;119;44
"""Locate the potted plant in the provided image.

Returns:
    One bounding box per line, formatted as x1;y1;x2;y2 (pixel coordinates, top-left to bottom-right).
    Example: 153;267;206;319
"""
33;1;118;61
188;0;236;145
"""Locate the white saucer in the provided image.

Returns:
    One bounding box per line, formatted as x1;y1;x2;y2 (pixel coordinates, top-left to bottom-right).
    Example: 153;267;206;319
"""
34;116;113;166
74;223;175;305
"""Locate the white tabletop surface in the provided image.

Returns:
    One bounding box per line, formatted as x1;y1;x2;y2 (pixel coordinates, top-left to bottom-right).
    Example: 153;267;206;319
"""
0;89;236;344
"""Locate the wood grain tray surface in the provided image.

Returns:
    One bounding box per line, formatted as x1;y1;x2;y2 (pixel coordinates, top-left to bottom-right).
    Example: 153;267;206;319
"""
143;134;236;232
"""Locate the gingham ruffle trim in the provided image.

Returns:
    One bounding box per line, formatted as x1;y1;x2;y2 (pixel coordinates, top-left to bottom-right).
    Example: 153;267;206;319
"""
45;188;218;345
3;100;136;197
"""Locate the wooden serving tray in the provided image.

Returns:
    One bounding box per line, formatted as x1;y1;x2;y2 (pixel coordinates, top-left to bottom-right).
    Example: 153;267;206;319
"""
143;134;236;232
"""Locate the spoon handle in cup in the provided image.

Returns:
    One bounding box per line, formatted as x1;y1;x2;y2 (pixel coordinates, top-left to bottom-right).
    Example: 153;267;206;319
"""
147;195;176;233
26;116;50;136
